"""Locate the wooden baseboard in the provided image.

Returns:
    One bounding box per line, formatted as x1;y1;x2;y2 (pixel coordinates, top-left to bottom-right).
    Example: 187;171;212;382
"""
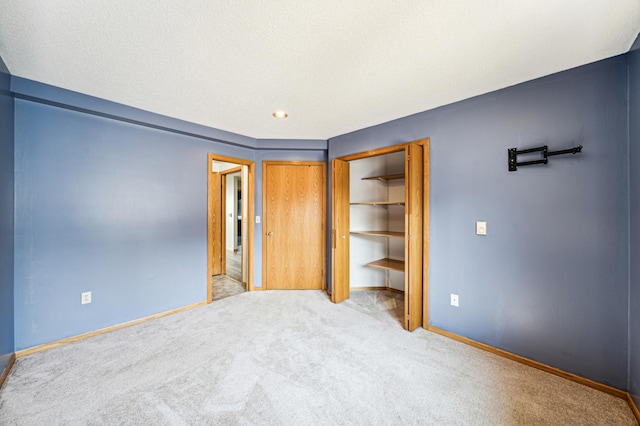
426;326;627;400
627;393;640;422
352;286;405;295
16;301;207;358
325;287;402;300
0;353;16;390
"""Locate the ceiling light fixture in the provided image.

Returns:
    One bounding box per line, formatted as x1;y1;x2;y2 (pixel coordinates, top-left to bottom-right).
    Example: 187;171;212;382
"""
272;111;288;119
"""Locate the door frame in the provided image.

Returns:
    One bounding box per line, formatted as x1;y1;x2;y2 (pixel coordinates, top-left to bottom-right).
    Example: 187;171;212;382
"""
262;161;327;290
207;154;255;303
331;138;430;328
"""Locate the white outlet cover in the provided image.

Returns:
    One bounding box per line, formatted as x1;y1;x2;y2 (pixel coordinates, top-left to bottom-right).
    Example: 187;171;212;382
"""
81;291;92;304
450;293;459;307
476;221;487;235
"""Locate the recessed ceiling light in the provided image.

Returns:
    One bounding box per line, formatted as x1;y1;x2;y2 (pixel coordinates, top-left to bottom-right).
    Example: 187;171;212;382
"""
272;111;288;119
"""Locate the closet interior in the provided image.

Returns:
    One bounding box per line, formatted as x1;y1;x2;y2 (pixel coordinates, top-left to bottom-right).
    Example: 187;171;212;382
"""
349;151;406;293
331;139;428;331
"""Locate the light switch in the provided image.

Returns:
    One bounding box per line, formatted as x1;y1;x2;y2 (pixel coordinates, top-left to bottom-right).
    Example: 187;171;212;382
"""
476;221;487;235
256;216;261;224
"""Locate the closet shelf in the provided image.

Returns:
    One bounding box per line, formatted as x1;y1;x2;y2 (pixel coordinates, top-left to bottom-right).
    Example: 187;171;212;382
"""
366;258;405;272
351;231;404;238
361;173;405;181
350;201;405;206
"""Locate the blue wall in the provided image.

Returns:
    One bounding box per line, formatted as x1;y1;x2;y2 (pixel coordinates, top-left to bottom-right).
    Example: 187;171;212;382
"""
11;78;327;349
329;55;630;389
0;57;15;372
629;44;640;404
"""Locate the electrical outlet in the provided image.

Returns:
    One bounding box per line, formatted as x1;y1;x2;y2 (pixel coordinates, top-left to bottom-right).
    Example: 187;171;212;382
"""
450;293;459;307
81;291;92;305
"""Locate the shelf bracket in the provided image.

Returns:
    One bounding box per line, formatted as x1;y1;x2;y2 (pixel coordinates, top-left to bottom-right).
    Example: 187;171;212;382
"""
508;144;582;172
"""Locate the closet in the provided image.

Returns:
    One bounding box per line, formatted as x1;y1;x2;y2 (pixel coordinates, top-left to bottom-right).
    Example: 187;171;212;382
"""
331;139;428;331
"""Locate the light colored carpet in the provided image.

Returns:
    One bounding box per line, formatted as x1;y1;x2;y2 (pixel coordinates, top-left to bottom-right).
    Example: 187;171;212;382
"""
347;289;404;329
0;290;635;425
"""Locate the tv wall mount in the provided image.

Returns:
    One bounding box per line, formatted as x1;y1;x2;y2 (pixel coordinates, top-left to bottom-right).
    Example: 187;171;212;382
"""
508;144;582;172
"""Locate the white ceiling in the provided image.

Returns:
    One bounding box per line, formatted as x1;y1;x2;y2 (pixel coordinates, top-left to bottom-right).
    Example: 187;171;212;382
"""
1;1;639;140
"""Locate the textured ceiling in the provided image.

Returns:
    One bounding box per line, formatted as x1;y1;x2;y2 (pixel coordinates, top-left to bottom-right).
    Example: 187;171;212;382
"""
1;1;639;140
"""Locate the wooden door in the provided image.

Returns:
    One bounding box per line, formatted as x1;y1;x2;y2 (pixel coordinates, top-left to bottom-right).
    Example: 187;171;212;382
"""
331;159;350;303
209;171;223;276
263;162;326;290
405;143;424;331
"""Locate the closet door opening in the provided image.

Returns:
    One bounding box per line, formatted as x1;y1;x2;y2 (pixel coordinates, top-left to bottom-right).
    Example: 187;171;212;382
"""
331;139;429;331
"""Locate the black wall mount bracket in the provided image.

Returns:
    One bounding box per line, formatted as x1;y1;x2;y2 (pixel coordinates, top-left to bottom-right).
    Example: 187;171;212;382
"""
508;144;582;172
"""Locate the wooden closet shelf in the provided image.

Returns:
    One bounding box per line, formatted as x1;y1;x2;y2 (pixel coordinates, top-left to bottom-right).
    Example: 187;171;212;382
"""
366;258;405;272
361;173;405;181
350;201;405;206
351;231;404;238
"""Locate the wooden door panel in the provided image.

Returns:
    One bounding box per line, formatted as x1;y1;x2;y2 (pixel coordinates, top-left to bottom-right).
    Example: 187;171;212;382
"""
405;144;424;331
209;171;223;276
422;141;430;328
331;159;350;303
264;163;325;290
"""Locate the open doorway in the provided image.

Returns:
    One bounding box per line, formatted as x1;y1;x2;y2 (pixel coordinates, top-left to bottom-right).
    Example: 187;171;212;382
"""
208;154;254;303
225;170;243;282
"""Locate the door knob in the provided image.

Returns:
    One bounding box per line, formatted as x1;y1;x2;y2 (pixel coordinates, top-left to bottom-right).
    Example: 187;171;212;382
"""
267;231;273;237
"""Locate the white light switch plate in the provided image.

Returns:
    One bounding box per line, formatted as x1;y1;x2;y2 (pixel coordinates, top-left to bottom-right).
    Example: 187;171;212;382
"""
256;216;261;223
476;221;487;235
